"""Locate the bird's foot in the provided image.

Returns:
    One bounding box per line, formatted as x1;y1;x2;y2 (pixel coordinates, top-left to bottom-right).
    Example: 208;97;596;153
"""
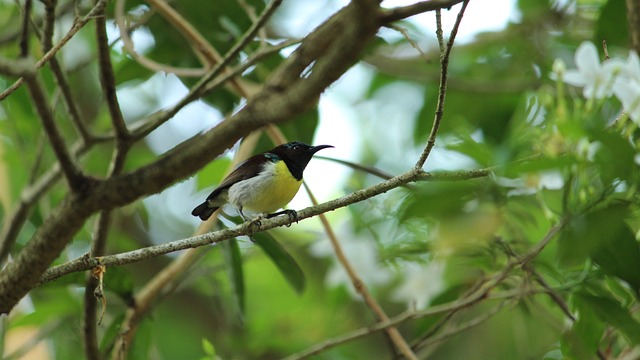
266;209;299;227
247;213;268;230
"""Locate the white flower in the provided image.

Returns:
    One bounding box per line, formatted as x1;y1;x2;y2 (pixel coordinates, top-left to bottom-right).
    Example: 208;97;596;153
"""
563;42;624;99
620;51;640;82
612;50;640;124
613;80;640;125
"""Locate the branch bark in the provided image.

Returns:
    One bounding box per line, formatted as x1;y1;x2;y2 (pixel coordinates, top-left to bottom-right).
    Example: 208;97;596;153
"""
39;168;490;285
627;0;640;54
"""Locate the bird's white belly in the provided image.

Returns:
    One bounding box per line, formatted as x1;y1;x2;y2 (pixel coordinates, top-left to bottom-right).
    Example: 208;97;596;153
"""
227;161;302;214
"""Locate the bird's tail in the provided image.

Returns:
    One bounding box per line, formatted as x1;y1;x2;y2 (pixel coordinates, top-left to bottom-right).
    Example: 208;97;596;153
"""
191;202;218;221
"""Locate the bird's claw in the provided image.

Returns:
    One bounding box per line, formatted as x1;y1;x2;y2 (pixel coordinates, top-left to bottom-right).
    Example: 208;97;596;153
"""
266;209;299;227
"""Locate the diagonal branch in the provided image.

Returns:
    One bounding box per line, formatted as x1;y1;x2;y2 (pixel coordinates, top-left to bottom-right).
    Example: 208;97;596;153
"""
41;0;94;145
303;182;417;359
380;0;465;24
0;138;111;266
0;0;108;101
95;7;130;141
283;220;567;359
39;168;490;285
23;73;87;191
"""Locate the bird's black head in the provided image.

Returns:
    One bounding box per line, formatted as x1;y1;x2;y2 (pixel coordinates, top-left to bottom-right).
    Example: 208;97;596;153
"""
269;141;333;180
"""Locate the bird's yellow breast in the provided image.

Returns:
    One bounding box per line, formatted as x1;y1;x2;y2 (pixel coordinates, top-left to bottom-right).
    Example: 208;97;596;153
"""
228;160;302;214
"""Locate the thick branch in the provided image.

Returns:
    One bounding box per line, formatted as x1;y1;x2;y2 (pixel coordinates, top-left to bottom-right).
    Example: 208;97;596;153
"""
627;0;640;54
19;0;32;57
0;56;35;77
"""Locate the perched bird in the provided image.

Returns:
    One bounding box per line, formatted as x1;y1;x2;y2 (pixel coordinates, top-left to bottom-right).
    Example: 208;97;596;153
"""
192;141;333;221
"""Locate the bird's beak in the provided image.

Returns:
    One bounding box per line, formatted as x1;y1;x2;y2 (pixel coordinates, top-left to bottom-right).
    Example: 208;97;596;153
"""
309;144;334;154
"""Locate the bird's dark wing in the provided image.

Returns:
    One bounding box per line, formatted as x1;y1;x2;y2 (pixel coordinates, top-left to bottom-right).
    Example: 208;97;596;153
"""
205;154;268;201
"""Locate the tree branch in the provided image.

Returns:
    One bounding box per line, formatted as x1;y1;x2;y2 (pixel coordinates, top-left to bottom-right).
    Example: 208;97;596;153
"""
0;0;108;101
96;7;129;141
282;219;567;359
23;73;87;191
19;0;32;58
39;168;490;285
303;183;417;359
415;0;469;168
380;0;465;24
0;138;110;266
0;56;35;77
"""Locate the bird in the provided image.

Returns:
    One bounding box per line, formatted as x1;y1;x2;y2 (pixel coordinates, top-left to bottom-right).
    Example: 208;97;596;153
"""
192;141;333;222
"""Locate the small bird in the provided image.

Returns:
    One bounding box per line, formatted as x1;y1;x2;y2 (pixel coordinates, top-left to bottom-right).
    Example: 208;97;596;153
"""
192;141;333;221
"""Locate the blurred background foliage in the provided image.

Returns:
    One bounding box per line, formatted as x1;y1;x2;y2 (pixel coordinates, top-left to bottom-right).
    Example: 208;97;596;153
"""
1;0;639;359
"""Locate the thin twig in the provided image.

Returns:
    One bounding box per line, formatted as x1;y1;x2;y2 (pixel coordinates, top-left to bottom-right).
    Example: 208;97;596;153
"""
303;183;417;360
380;0;465;24
41;0;93;145
283;220;566;359
415;0;469;169
141;0;250;96
386;24;432;63
39;168;489;285
0;0;108;101
23;73;86;191
414;300;512;355
435;9;445;54
128;3;289;140
113;0;206;77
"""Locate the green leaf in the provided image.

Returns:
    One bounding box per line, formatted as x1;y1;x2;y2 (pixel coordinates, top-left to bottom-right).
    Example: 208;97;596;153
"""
591;224;640;295
445;132;493;166
253;232;306;294
223;239;245;317
105;266;135;302
100;312;126;353
201;337;216;357
400;180;486;220
559;201;640;293
559;202;629;267
575;292;640;345
563;295;605;359
591;131;637;184
130;317;154;360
